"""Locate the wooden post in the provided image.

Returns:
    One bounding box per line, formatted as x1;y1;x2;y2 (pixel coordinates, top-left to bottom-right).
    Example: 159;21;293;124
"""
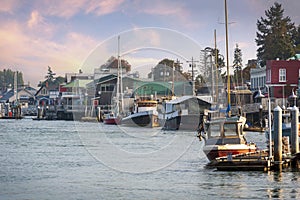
273;106;282;171
291;106;299;154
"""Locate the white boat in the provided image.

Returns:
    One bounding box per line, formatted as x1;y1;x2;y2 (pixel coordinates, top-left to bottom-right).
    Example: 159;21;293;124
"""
200;116;257;161
121;98;159;128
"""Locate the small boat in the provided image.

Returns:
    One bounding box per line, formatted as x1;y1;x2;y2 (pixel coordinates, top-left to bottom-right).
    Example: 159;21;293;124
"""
103;112;121;125
121;99;159;128
199;116;257;161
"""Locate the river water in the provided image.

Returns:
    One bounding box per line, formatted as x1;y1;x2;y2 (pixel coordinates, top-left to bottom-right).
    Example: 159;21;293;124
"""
0;117;299;199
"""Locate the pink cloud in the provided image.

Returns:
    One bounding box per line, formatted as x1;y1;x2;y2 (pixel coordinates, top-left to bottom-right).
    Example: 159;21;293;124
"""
85;0;125;16
132;0;201;29
27;10;44;28
0;19;98;86
0;0;19;13
30;0;125;19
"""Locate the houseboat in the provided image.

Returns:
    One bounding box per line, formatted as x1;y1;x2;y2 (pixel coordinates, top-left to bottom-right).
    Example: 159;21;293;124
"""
162;95;211;131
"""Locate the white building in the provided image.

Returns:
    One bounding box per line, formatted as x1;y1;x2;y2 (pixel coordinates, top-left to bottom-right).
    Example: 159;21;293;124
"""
250;66;266;91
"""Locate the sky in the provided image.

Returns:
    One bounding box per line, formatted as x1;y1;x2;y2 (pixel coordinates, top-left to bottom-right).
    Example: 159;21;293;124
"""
0;0;300;88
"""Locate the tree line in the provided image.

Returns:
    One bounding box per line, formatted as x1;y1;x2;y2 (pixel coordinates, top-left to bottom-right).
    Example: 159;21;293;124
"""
0;69;24;92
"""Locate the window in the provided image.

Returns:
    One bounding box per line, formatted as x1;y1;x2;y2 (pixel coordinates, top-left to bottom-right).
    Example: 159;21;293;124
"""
266;69;271;83
279;68;286;82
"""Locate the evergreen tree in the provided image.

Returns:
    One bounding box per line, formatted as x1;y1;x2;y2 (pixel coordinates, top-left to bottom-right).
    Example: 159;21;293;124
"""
0;69;24;91
256;2;296;66
232;44;243;85
233;44;243;72
45;66;56;81
294;25;300;54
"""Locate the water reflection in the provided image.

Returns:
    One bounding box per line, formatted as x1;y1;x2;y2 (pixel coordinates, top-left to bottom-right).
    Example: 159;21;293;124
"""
267;172;283;199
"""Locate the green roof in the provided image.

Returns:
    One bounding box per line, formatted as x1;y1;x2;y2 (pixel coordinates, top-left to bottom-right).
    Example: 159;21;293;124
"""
133;81;192;96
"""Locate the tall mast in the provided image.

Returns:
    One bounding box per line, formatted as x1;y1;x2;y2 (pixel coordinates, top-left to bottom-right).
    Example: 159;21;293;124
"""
225;0;231;115
116;36;120;115
14;71;18;104
118;35;124;114
214;29;218;104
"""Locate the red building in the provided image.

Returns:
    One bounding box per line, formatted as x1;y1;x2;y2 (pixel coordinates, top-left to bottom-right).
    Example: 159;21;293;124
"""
266;60;300;99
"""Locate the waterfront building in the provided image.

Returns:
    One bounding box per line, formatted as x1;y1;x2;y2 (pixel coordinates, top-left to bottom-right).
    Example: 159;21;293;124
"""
266;59;300;107
250;66;266;91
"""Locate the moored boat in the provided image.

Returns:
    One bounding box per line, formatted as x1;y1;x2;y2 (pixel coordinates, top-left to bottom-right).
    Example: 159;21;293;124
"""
162;95;211;131
199;116;257;161
103;112;121;125
121;99;159;128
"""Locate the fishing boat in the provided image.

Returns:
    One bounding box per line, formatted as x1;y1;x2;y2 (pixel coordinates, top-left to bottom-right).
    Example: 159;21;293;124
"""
199;116;257;161
121;98;159;128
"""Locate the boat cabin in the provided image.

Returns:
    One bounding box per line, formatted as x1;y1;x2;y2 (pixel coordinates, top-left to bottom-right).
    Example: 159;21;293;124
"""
205;118;246;146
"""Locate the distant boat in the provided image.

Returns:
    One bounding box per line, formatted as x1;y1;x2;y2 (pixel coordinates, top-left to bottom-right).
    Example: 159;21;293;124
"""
200;116;257;161
121;98;159;128
162;95;211;131
103;112;121;125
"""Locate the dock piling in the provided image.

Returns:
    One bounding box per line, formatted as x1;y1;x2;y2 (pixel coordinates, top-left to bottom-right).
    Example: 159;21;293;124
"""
290;106;299;154
273;106;282;171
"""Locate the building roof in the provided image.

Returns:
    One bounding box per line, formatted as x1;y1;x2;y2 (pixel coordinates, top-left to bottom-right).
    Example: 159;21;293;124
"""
166;95;212;105
63;79;93;88
0;88;35;102
288;54;300;60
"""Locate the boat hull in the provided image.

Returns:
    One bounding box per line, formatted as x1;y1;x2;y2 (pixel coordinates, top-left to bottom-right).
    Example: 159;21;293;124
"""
163;114;202;131
103;117;121;125
122;111;159;128
0;116;23;119
203;144;257;161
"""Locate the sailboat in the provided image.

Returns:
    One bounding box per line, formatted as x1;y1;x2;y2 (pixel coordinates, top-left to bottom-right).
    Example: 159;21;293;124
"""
103;36;122;125
199;0;257;161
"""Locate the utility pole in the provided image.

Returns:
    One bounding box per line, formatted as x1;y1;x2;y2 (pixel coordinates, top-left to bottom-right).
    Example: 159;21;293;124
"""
187;57;199;96
172;59;183;96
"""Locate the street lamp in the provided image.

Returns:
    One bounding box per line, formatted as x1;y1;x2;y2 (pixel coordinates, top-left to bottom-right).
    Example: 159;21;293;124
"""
289;89;297;107
255;89;265;130
255;88;265;102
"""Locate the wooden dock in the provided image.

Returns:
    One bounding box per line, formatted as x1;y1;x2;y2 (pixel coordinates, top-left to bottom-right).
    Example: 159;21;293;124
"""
206;150;300;171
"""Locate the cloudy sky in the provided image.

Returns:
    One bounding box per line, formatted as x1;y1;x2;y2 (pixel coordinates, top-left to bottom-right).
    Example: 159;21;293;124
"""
0;0;299;87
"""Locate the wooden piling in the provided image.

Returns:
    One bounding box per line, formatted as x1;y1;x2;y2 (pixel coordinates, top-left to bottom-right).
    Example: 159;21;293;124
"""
290;106;299;154
273;106;282;171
